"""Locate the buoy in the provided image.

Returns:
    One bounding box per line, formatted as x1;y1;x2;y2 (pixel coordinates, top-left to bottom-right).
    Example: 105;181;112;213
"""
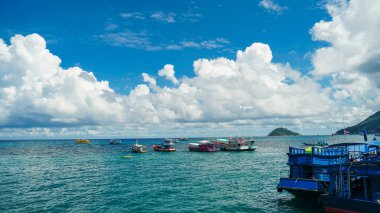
121;155;133;158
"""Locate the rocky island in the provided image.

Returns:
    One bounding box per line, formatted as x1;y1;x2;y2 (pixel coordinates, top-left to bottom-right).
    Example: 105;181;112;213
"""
268;127;301;136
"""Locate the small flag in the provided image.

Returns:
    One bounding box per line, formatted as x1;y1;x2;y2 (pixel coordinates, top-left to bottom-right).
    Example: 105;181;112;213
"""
344;130;350;135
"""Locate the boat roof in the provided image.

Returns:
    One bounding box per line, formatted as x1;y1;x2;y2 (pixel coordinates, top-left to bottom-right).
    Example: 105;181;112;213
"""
328;142;380;147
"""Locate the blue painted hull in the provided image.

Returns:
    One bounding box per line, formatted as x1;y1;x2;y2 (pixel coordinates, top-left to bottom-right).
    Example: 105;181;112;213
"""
277;177;327;199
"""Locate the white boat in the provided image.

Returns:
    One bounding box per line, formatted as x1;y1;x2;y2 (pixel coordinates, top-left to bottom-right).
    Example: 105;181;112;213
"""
220;138;257;151
109;139;122;145
132;142;147;153
153;139;176;152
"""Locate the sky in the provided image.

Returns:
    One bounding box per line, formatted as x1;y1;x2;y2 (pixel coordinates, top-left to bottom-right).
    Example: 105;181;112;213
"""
0;0;380;139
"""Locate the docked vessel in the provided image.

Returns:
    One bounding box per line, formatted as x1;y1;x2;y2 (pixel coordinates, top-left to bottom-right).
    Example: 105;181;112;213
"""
220;138;257;151
277;142;379;199
318;130;380;212
153;139;176;152
188;140;217;152
76;139;89;144
320;144;380;213
132;142;147;153
109;139;122;145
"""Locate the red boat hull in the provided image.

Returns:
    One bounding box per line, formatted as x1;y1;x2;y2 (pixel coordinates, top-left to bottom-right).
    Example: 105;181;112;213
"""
189;144;217;152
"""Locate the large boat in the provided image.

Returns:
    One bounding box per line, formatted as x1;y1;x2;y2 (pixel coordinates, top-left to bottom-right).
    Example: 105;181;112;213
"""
320;145;380;213
188;140;217;152
132;142;147;153
220;138;257;151
277;141;379;199
76;139;89;144
153;139;176;152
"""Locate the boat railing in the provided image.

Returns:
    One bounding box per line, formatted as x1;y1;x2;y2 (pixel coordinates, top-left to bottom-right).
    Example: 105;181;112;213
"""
360;148;380;162
289;147;348;156
312;147;348;156
289;147;306;155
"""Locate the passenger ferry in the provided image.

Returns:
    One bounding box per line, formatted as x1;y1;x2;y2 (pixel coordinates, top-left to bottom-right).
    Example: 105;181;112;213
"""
220;138;257;151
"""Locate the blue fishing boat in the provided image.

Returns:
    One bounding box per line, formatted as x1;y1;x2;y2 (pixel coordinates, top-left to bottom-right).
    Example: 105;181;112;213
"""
277;141;379;199
320;161;380;212
320;131;380;212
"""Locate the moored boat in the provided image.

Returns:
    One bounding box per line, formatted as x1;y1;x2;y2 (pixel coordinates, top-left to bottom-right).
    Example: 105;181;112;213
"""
76;139;89;144
153;139;176;152
109;139;122;145
132;142;147;153
220;138;257;151
320;147;380;213
277;140;379;199
188;140;217;152
319;130;380;212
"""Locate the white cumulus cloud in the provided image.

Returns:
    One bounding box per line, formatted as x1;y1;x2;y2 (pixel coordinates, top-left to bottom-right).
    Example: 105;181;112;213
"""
311;0;380;111
0;34;127;127
158;64;179;84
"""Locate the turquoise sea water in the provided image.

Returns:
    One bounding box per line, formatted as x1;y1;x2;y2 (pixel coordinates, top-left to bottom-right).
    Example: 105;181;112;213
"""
0;135;367;212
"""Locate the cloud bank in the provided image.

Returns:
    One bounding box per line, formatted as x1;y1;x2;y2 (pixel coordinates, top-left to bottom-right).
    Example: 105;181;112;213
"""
1;0;380;137
0;34;333;136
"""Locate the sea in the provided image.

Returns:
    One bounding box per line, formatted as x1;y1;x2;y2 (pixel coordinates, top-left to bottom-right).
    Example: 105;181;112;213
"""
0;135;369;213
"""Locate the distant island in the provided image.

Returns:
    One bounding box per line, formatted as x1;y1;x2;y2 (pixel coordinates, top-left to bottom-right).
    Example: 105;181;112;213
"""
336;111;380;135
268;127;301;136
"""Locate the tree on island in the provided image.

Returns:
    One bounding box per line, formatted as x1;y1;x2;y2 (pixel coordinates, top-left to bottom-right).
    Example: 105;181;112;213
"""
268;127;301;136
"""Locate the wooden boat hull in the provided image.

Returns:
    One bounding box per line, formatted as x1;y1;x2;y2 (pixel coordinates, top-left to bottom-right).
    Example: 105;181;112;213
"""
132;150;147;153
188;147;217;152
153;145;176;152
321;195;380;213
277;177;327;199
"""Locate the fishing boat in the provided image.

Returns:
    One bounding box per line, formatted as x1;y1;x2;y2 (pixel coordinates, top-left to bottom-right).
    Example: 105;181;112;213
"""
132;142;147;153
277;130;380;199
320;145;380;213
180;138;189;141
188;140;217;152
76;139;89;144
109;139;122;145
220;138;257;151
153;139;176;152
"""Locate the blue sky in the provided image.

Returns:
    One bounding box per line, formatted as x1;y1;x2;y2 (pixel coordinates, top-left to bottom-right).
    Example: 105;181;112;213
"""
1;0;379;138
0;0;329;93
